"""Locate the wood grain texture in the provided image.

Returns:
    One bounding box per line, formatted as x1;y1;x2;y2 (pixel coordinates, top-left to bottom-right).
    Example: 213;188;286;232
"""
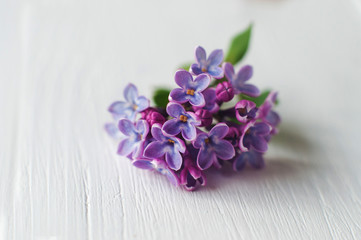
1;0;361;239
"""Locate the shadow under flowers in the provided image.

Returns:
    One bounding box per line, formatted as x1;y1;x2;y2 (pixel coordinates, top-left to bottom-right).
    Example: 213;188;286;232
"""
204;122;318;190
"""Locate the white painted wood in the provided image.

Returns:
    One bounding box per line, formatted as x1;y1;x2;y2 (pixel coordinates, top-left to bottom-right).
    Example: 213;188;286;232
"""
1;0;361;239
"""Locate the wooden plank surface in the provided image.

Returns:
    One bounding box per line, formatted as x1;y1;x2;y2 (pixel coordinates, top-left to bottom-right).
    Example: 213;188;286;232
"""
1;0;361;239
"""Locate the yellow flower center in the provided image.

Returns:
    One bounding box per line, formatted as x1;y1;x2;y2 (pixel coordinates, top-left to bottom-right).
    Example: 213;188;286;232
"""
186;89;195;96
133;104;138;110
202;67;207;72
168;139;175;144
179;115;188;122
204;138;209;144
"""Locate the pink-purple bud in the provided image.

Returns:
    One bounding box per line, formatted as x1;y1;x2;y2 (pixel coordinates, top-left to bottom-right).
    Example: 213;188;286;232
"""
141;108;166;126
215;81;234;102
195;109;212;127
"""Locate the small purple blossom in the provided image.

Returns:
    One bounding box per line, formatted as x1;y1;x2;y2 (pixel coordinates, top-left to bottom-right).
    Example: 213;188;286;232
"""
193;123;235;170
117;119;149;158
191;46;224;79
257;91;281;129
108;83;150;120
239;120;271;153
215;81;235;102
169;70;210;107
180;157;206;191
223;62;260;97
144;123;186;170
233;149;264;171
133;158;179;186
162;102;201;141
235;100;258;123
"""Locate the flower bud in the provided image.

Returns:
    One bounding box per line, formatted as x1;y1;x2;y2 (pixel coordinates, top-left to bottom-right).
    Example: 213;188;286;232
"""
141;108;165;126
215;81;234;102
195;109;212;127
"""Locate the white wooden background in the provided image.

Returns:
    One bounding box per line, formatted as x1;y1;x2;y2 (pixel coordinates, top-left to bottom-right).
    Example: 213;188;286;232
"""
1;0;361;239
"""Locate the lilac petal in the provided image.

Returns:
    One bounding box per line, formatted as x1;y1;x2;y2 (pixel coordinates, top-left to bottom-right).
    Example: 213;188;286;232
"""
181;123;197;141
237;65;253;82
169;88;187;103
108;101;130;115
207;49;223;66
162;118;182;136
185;171;197;190
118;119;135;136
186;112;201;126
164;169;179;186
174;139;186;153
104;123;122;139
191;63;203;75
132;141;145;159
124;83;138;103
251;135;268;153
223;62;235;82
207;66;224;79
193;74;210;92
166;102;185;118
253;122;271;135
197;147;217;170
136;96;150;112
189;92;205;107
188;166;202;179
144;141;166;159
266;111;281;127
117;138;135;156
195;46;207;66
214;140;235;160
248;151;265;169
151;123;167;141
233;153;246;171
175;70;193;89
210;123;229;139
238;84;260;97
135;120;149;136
193;132;209;149
133;159;154;170
165;150;182;170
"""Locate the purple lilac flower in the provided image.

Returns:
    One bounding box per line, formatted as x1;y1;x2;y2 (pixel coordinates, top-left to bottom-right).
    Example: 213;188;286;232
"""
193;123;235;170
169;70;210;107
108;83;150;120
140;108;166;126
239;120;271;153
233;149;264;171
144;123;186;170
195;109;212;127
162;102;201;141
235;100;258;123
191;46;224;79
133;158;179;186
257;91;281;130
193;88;219;113
223;62;260;97
180;157;206;191
215;81;235;102
117;119;149;158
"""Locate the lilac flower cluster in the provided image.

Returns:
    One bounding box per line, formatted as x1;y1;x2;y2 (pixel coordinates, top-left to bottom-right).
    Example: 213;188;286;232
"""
106;46;280;191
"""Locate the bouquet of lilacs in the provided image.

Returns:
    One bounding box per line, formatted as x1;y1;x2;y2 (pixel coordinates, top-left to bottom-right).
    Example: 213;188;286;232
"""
105;26;280;191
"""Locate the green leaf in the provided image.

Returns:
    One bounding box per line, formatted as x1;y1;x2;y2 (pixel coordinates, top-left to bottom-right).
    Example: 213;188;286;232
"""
179;62;191;71
153;88;171;108
239;90;277;107
225;24;252;65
